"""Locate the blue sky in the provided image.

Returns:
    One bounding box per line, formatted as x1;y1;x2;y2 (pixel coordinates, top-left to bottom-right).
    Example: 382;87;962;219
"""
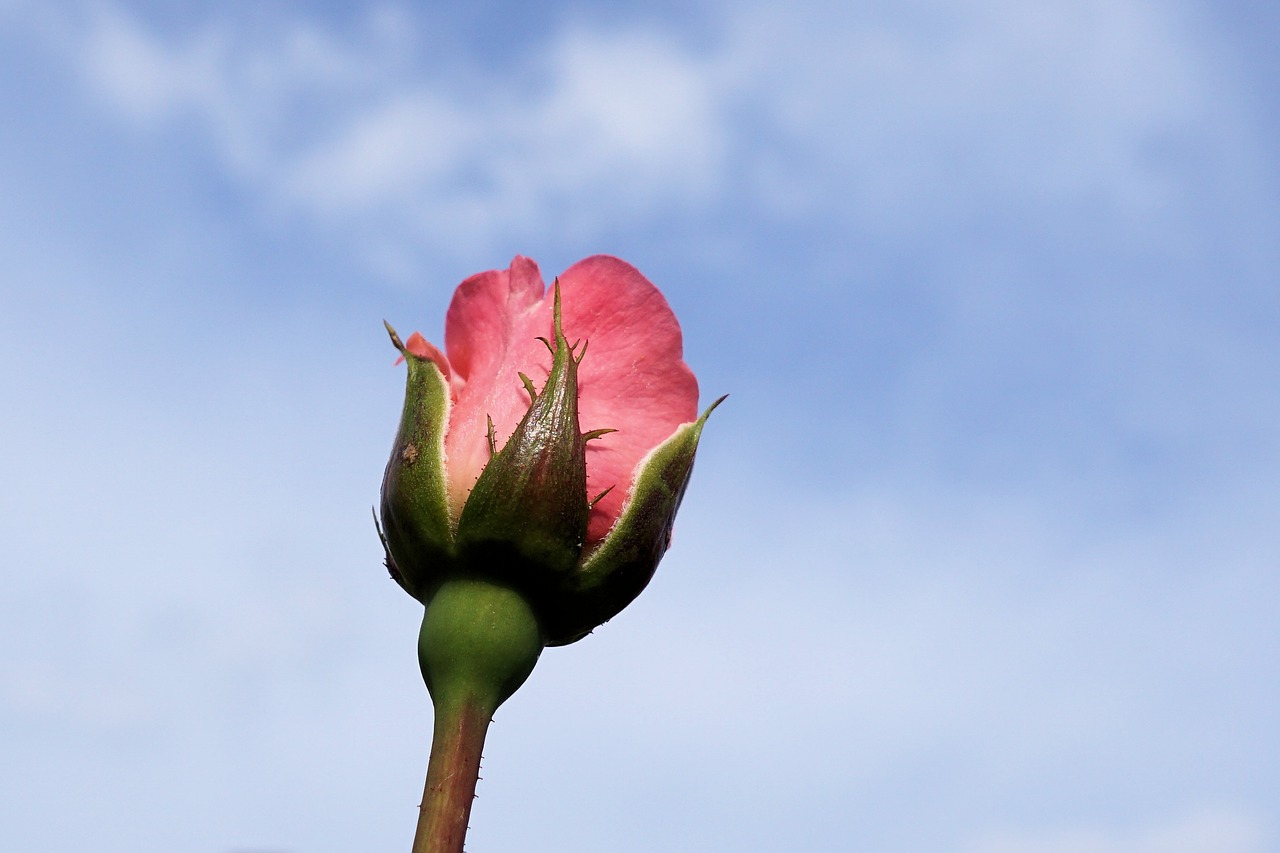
2;1;1278;851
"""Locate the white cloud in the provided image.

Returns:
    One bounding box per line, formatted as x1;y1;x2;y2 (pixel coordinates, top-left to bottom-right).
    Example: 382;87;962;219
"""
79;7;219;121
274;23;727;257
18;0;1255;278
723;0;1228;233
293;94;474;211
528;26;724;198
44;4;727;269
275;27;725;251
967;808;1268;853
67;5;403;174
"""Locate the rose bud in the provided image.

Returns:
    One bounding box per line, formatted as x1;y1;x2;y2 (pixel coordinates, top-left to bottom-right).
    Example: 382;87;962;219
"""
378;255;721;648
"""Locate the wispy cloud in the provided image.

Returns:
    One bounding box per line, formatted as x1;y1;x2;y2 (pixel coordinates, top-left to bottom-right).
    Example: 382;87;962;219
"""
721;0;1231;230
20;0;1256;277
37;4;726;272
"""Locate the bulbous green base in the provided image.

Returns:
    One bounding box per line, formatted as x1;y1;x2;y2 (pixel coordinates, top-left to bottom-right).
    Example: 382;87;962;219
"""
418;577;544;712
412;579;545;853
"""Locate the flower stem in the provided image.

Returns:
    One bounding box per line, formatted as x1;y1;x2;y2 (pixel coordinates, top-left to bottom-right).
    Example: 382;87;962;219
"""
412;691;495;853
411;577;544;853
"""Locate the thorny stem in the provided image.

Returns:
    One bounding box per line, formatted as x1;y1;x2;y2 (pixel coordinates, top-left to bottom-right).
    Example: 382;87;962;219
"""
410;578;543;853
412;691;495;853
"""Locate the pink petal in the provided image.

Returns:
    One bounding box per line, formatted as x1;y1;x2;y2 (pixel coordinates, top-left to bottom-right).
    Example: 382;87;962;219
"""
556;256;699;542
399;332;452;383
442;256;549;511
439;255;698;542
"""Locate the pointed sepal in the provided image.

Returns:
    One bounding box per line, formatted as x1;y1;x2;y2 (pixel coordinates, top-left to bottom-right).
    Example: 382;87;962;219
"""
540;395;727;645
379;323;457;602
455;283;590;581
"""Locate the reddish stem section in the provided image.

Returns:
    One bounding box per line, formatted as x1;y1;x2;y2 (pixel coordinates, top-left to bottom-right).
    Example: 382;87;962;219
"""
412;694;495;853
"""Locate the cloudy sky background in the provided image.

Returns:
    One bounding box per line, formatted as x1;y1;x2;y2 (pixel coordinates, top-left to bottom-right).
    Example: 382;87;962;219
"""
2;1;1278;851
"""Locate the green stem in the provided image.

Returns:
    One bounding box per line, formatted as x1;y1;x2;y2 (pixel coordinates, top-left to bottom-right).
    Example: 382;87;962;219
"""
412;692;495;853
411;578;544;853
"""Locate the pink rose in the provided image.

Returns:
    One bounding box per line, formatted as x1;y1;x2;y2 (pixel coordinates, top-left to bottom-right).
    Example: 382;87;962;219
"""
379;255;721;645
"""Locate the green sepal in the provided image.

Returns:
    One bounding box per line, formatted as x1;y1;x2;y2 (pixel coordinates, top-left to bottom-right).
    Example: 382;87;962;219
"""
379;323;457;602
455;284;589;582
540;395;727;646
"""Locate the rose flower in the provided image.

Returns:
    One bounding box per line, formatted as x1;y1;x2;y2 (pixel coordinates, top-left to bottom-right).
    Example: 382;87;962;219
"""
378;255;721;646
